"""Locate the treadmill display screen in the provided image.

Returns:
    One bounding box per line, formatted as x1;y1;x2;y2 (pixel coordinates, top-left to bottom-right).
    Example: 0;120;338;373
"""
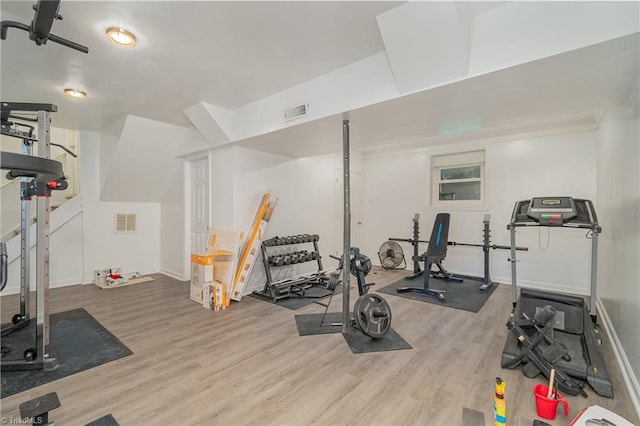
527;197;577;225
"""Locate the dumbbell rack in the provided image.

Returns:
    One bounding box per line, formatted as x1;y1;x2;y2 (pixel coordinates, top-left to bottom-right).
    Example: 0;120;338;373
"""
254;234;325;302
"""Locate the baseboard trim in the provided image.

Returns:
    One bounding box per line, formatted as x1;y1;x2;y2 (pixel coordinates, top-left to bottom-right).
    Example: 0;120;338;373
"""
159;268;186;281
597;297;640;421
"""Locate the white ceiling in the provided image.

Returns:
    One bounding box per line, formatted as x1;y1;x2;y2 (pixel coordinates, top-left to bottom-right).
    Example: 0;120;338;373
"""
236;33;639;157
1;1;638;159
1;1;401;130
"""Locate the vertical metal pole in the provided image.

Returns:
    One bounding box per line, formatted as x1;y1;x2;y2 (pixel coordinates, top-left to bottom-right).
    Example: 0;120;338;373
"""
20;141;32;322
342;118;351;333
508;223;518;308
590;228;599;321
413;214;420;274
36;110;54;367
480;214;491;290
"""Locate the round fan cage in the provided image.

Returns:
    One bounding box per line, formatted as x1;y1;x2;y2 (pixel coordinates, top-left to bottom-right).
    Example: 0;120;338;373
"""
378;241;406;270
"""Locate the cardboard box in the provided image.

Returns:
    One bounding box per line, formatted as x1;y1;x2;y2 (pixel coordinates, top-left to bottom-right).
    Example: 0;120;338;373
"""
190;282;204;304
569;405;632;426
202;282;229;311
206;228;243;299
230;192;278;301
190;253;214;303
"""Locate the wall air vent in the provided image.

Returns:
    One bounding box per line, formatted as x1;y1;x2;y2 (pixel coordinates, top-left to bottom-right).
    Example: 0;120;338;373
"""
284;103;308;122
114;213;137;233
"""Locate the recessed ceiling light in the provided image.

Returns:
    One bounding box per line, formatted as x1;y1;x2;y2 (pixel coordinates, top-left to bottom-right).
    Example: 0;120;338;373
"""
64;88;87;99
106;27;137;47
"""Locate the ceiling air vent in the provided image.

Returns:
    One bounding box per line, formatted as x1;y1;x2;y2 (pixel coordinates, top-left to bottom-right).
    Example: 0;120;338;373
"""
284;103;308;122
114;213;137;233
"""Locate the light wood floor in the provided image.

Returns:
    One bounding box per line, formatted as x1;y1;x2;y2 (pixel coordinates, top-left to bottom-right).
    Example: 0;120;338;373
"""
1;268;638;426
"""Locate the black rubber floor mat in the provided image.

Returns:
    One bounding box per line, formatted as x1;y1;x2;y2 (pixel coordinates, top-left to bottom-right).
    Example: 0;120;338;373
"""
1;308;132;398
250;284;339;310
342;327;412;354
378;275;498;313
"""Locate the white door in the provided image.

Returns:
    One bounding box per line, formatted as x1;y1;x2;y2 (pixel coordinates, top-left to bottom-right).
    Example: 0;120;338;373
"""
190;157;210;254
334;168;363;255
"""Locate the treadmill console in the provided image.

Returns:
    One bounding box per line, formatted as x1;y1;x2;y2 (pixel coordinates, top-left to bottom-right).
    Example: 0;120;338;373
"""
527;197;577;226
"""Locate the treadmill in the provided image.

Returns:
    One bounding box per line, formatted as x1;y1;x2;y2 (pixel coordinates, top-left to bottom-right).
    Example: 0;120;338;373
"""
501;196;613;398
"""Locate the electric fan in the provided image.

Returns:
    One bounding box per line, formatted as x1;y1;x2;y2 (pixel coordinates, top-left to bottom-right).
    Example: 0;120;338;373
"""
378;241;406;270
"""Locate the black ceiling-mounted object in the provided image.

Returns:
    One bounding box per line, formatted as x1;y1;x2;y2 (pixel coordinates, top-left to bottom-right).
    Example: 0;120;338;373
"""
0;0;88;54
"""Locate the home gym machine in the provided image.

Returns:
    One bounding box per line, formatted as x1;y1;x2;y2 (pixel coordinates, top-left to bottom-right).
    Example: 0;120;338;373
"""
387;213;528;293
501;196;613;398
1;101;68;371
1;0;89;54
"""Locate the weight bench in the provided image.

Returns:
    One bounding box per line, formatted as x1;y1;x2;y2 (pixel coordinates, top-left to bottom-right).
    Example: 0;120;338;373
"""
397;213;461;301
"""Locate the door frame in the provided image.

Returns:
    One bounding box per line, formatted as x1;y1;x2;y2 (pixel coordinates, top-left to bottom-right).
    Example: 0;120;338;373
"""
183;152;210;280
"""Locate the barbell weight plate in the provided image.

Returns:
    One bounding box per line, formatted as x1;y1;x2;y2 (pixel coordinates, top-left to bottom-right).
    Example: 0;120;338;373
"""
353;293;392;339
351;254;372;277
326;271;341;291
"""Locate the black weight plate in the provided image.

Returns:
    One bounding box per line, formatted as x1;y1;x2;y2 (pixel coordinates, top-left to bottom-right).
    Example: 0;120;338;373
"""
351;254;372;277
326;271;341;291
353;293;391;339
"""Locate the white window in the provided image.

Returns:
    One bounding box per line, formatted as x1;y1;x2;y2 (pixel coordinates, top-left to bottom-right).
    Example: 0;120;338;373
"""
431;150;485;208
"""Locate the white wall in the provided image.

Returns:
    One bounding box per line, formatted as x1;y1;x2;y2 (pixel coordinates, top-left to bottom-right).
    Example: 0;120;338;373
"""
81;130;161;283
160;161;185;280
363;130;598;296
203;146;362;294
597;106;640;413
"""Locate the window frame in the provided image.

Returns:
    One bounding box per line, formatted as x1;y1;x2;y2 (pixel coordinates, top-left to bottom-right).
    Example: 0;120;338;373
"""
430;150;487;209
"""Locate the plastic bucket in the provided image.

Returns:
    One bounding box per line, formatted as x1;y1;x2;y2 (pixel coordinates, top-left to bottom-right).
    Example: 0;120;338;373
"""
533;384;569;420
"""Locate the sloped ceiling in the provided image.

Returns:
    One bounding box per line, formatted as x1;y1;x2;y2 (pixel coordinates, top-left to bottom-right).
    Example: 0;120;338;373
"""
234;34;639;158
1;1;638;161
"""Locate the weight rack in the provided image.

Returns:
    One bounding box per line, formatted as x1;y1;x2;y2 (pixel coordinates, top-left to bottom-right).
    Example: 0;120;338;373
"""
253;234;327;302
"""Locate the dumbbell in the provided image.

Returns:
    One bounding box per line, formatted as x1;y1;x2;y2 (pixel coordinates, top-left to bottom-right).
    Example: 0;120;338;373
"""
270;256;284;266
296;250;308;262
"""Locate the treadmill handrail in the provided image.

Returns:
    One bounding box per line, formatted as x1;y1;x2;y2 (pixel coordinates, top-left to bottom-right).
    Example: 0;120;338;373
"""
508;197;601;231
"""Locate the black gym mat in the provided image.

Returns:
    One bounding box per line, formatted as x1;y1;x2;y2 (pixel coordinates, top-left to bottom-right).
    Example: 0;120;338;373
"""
250;284;338;310
378;275;498;313
85;414;120;426
1;308;133;398
294;312;343;335
295;312;412;353
462;407;485;426
342;327;412;354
